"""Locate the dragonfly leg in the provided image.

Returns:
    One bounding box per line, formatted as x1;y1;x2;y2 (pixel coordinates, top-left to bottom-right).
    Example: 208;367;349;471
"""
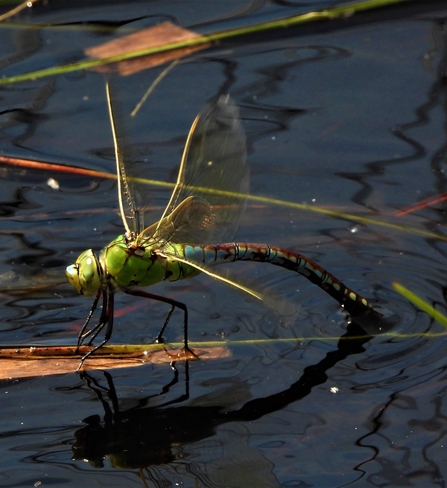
84;298;109;346
76;289;102;349
76;287;115;370
123;289;197;358
155;304;175;344
77;290;108;348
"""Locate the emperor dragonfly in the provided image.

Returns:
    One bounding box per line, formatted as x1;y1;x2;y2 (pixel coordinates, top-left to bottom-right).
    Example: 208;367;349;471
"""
66;86;378;367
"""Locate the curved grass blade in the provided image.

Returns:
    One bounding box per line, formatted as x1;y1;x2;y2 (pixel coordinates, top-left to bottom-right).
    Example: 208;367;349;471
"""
392;282;447;329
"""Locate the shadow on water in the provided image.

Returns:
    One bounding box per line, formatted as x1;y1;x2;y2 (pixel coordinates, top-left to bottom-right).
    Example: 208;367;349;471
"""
72;320;372;487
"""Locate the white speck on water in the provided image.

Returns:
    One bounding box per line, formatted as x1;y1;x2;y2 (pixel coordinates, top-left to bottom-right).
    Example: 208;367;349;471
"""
349;225;361;233
47;178;59;190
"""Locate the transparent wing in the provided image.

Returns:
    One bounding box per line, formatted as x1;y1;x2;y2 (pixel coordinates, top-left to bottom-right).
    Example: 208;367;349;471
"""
106;81;143;235
142;95;248;245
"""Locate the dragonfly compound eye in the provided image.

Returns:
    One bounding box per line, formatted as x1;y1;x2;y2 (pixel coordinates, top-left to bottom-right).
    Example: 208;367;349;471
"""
66;249;101;296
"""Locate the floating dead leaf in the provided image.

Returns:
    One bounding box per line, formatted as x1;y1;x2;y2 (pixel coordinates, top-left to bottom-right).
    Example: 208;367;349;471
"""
85;22;210;75
0;344;230;379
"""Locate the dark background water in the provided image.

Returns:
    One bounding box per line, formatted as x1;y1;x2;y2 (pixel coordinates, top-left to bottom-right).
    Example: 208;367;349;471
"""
1;1;447;486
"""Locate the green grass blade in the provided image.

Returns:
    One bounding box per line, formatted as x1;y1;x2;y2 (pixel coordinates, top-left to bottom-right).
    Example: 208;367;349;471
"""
392;282;447;328
2;153;447;243
0;0;414;85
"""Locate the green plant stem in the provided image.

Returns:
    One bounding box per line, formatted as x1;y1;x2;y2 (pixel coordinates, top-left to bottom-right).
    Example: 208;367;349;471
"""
0;0;414;85
392;282;447;328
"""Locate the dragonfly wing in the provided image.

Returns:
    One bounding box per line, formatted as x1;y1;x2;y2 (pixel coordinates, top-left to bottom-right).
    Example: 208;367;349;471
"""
106;82;143;235
146;95;248;245
143;196;214;246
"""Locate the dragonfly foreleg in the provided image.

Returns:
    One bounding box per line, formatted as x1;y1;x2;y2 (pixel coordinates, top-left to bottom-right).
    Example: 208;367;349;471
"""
76;289;102;349
123;289;194;356
77;289;109;347
77;287;115;370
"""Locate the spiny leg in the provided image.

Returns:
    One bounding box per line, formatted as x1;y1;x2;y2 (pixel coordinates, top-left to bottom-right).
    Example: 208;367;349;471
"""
76;289;102;349
156;304;175;343
77;286;115;370
124;288;196;358
85;297;109;346
77;290;109;348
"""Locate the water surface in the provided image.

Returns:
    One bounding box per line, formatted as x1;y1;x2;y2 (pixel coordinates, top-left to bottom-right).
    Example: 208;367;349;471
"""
1;1;447;487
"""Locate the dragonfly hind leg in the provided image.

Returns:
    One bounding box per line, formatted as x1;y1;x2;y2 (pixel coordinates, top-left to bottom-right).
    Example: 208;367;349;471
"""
124;288;198;360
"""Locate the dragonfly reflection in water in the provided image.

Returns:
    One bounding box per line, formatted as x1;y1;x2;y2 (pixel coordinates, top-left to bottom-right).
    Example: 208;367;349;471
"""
66;84;380;368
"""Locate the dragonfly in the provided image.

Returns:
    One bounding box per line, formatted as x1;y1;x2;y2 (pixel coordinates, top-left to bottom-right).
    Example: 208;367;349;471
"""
66;84;380;368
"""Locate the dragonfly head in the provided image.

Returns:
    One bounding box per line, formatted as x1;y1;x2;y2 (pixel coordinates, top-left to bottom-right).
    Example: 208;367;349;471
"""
66;249;101;296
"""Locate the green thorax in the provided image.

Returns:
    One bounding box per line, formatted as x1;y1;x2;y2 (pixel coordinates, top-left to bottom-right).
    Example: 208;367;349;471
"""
101;234;200;290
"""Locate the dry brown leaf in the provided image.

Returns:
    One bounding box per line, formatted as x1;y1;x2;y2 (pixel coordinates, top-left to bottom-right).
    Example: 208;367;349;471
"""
85;22;210;75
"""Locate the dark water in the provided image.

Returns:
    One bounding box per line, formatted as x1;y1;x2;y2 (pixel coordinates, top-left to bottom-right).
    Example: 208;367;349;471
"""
1;1;447;486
